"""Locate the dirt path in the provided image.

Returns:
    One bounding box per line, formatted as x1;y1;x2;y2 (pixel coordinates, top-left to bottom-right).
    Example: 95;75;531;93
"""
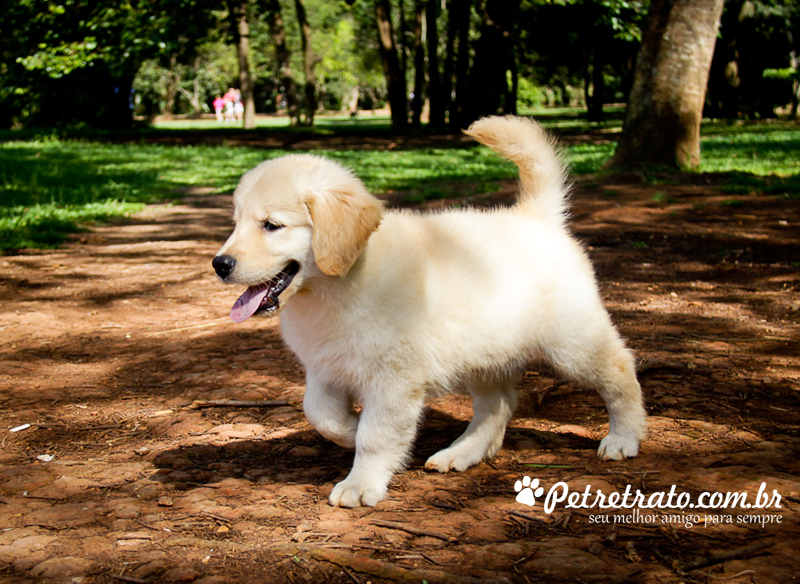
1;173;798;583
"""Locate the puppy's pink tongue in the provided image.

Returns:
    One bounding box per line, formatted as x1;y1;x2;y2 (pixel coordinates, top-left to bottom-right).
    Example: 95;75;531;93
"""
230;284;269;323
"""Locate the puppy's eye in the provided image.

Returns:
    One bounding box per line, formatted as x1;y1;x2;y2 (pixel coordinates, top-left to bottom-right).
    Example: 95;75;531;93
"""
264;220;283;232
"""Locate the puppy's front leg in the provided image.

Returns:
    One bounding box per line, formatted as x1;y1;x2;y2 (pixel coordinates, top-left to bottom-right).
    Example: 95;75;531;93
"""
303;371;358;449
329;388;424;507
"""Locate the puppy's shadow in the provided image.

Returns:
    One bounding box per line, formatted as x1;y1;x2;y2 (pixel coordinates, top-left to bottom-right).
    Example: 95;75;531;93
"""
150;410;596;490
412;408;599;466
150;429;353;489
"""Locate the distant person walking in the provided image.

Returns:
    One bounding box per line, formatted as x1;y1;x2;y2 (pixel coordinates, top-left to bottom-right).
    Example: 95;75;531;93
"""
223;88;237;122
233;89;244;122
213;95;225;122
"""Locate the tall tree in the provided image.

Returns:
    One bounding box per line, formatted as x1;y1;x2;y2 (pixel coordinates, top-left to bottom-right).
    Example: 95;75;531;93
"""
228;0;257;129
2;0;217;129
451;0;473;126
295;0;318;125
707;0;799;119
264;0;300;124
609;0;726;169
375;0;408;127
458;0;521;127
410;0;426;126
426;0;445;127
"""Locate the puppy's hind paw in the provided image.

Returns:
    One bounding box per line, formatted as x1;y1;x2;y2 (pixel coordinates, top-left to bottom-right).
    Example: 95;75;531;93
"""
329;476;387;508
597;433;640;461
424;447;482;473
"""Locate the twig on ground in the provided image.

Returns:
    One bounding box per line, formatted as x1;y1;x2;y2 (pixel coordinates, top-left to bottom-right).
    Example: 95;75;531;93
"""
111;576;153;584
275;543;499;584
148;318;232;335
136;519;169;532
508;510;550;523
678;539;775;573
532;380;569;406
625;541;641;563
22;494;65;501
696;569;756;581
189;399;290;409
369;519;458;543
341;566;363;584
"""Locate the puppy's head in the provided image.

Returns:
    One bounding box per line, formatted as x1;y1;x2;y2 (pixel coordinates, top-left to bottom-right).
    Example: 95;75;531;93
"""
213;154;383;322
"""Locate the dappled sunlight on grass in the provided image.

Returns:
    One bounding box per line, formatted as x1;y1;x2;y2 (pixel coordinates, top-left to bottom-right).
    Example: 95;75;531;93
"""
700;131;800;176
1;117;798;251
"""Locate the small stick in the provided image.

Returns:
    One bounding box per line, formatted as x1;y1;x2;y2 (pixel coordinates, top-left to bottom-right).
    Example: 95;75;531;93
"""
678;539;775;573
533;380;569;406
369;519;457;543
136;519;169;532
508;510;549;523
625;541;641;563
111;576;153;584
341;566;363;584
189;399;290;409
149;318;232;336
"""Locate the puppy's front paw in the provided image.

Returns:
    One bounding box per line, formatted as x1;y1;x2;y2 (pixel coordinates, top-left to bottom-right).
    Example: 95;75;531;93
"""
597;433;640;460
329;476;387;508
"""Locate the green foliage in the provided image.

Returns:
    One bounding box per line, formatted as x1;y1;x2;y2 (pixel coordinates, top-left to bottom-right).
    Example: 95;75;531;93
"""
0;0;220;127
2;116;798;251
516;77;547;110
17;38;101;79
763;67;800;81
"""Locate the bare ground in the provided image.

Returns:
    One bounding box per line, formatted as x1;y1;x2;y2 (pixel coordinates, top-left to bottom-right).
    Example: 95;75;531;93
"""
1;166;799;584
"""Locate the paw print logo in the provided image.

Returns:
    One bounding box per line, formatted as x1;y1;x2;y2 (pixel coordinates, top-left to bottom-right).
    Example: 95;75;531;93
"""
514;476;544;506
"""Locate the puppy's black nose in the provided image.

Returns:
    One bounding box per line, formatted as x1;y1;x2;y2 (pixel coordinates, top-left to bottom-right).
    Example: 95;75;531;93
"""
212;255;236;280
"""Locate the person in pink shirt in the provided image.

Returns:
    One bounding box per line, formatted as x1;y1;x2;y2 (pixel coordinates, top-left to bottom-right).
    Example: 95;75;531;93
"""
213;96;225;122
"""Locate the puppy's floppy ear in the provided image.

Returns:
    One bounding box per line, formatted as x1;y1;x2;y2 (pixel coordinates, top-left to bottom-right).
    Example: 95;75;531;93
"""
305;183;384;276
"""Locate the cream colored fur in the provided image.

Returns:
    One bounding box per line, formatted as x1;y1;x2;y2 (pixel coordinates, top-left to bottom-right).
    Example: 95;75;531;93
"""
214;116;647;508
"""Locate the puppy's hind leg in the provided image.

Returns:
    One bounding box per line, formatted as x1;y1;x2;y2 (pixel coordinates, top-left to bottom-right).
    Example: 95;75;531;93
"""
546;332;646;460
425;374;518;472
303;371;358;449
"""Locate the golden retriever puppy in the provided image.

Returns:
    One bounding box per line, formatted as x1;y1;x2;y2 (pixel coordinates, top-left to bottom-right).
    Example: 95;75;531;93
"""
213;116;646;508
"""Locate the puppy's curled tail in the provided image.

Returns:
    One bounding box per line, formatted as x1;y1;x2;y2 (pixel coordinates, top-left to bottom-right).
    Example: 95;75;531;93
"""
465;116;569;225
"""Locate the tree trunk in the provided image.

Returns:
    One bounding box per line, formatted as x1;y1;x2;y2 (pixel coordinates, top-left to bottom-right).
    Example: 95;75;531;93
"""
426;0;444;127
587;51;605;122
177;76;204;118
163;54;179;120
506;50;518;115
451;0;472;127
442;0;457;124
265;0;300;124
410;0;426;127
790;50;800;118
458;0;520;127
230;0;257;129
608;0;725;170
295;0;317;126
376;0;408;127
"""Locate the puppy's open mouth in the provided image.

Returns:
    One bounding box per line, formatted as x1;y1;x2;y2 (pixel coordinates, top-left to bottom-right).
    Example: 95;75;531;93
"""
230;261;300;323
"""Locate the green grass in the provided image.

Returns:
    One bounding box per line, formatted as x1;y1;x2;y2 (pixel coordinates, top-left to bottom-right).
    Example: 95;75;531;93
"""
1;116;798;251
563;120;800;179
0;136;519;250
145;112;394;133
0;136;275;249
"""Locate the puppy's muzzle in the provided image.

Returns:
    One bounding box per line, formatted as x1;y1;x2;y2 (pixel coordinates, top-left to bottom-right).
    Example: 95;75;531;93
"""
212;255;236;280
